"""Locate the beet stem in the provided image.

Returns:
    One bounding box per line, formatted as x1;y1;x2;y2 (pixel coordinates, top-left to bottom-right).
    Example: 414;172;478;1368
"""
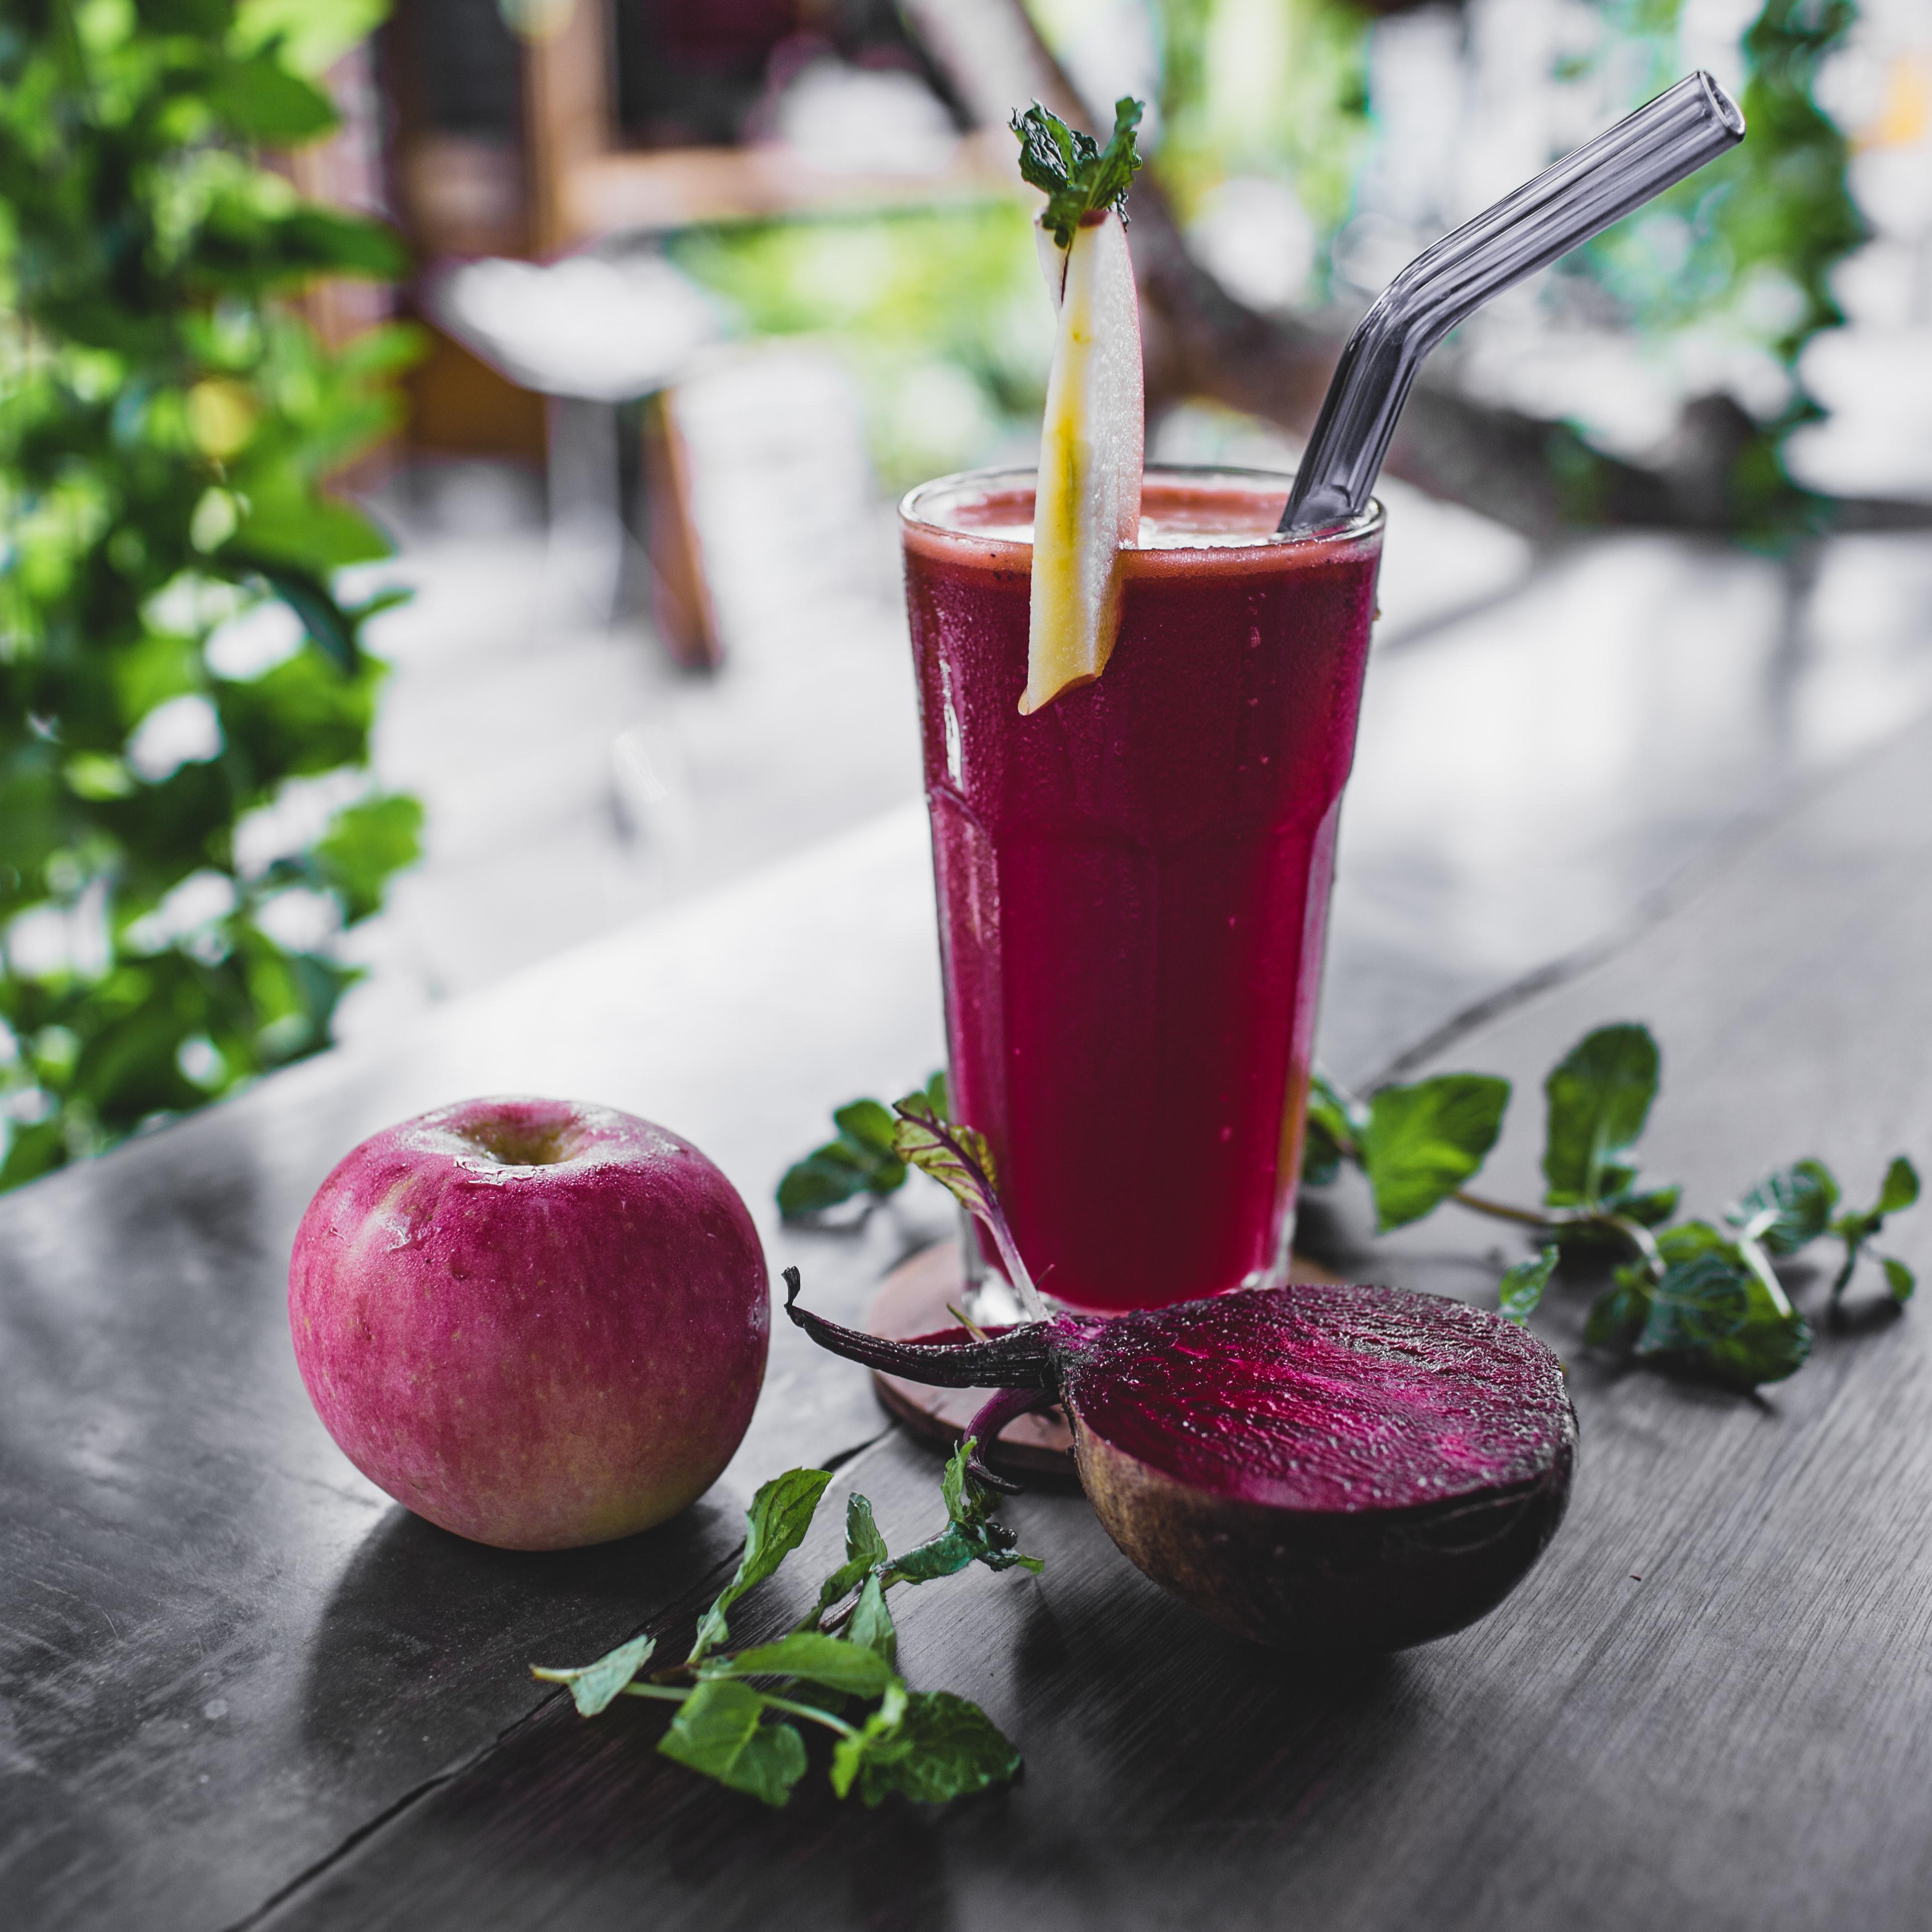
780;1268;1058;1389
959;1386;1054;1492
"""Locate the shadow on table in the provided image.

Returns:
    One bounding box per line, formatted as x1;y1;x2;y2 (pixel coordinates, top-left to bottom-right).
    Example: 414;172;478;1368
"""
300;1495;744;1766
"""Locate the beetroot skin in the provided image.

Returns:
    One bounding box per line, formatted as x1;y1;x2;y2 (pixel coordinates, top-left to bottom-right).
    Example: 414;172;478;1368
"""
291;1097;769;1551
786;1277;1575;1651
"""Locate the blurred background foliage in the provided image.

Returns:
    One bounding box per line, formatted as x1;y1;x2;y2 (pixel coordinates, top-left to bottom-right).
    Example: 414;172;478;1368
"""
661;0;1869;529
668;204;1050;492
0;0;421;1190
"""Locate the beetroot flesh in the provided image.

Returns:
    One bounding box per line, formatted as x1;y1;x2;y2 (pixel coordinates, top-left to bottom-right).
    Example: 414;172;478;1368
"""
783;1274;1576;1652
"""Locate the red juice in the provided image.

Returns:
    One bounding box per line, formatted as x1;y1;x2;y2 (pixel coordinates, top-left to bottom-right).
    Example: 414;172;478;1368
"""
901;467;1383;1313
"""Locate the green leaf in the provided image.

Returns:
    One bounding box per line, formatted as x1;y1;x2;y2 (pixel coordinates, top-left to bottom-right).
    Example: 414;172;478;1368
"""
705;1631;894;1698
833;1098;899;1157
1010;98;1145;247
1727;1158;1839;1255
844;1491;890;1572
922;1069;951;1118
941;1437;977;1524
1542;1023;1660;1209
776;1095;914;1220
777;1143;876;1218
689;1468;832;1662
1880;1156;1921;1216
1830;1156;1923;1299
314;792;422;924
1637;1253;1753;1359
846;1573;897;1668
1303;1069;1364;1186
1301;1114;1344;1187
243;562;363;672
798;1491;893;1628
891;1095;1004;1230
1497;1245;1559;1326
1359;1073;1509;1232
1584;1272;1650;1350
886;1444;1043;1582
830;1680;908;1800
1882;1256;1915;1303
1636;1253;1811;1388
851;1690;1021;1808
1605;1181;1682;1227
207;56;339;142
656;1681;808;1808
1655;1219;1734;1265
531;1632;655;1717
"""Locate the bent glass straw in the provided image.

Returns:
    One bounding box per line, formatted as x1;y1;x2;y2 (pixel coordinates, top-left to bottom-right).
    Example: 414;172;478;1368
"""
1280;72;1745;535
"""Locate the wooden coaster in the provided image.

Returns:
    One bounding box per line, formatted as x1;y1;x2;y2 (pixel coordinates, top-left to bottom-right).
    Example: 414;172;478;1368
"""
864;1240;1344;1481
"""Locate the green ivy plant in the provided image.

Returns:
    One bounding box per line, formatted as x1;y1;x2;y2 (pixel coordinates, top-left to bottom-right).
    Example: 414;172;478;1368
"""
0;0;422;1189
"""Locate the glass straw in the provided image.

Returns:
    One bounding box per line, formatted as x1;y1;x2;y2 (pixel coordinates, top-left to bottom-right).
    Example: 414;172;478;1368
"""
1280;72;1746;535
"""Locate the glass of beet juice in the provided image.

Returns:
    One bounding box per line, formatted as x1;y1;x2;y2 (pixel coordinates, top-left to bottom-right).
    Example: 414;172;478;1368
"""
901;465;1383;1314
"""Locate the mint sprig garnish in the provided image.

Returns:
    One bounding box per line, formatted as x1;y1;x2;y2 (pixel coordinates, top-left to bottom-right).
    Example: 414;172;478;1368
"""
533;1439;1034;1809
1010;97;1145;248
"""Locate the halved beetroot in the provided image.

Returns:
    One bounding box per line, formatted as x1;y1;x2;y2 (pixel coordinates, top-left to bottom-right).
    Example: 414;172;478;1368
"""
785;1276;1576;1652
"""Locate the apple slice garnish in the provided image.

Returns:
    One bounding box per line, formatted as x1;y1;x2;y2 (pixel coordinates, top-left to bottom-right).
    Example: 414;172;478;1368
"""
1012;100;1147;716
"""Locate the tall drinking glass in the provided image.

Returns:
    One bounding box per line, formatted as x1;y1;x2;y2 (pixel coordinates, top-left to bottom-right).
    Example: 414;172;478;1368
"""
901;466;1383;1313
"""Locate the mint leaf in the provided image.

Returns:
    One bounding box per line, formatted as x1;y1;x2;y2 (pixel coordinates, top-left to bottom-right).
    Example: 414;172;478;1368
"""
777;1111;905;1218
1655;1219;1733;1265
1830;1155;1922;1299
1010;98;1144;247
1880;1155;1921;1216
689;1468;832;1662
1605;1180;1682;1227
847;1573;897;1667
799;1491;893;1628
1636;1252;1811;1388
531;1631;656;1716
844;1491;890;1571
1585;1270;1650;1349
1883;1256;1916;1303
1637;1253;1753;1359
776;1144;879;1218
852;1690;1021;1808
829;1679;908;1800
1727;1158;1839;1255
1302;1068;1361;1186
705;1631;895;1699
886;1447;1044;1583
833;1099;899;1158
1497;1245;1559;1326
1359;1074;1509;1231
1543;1023;1660;1209
657;1680;809;1808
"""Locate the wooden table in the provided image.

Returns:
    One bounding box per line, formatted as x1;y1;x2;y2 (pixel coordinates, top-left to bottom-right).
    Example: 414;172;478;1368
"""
6;709;1932;1931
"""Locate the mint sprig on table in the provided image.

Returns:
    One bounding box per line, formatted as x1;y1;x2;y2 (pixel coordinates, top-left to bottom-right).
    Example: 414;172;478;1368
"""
532;1441;1037;1809
1304;1022;1918;1387
1010;97;1144;248
782;1022;1918;1392
775;1071;948;1220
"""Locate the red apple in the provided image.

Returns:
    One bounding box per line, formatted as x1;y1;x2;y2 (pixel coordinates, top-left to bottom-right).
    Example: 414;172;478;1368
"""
289;1096;769;1550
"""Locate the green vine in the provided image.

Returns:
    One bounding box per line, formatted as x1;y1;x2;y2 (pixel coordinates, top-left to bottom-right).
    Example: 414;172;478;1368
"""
0;0;422;1189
